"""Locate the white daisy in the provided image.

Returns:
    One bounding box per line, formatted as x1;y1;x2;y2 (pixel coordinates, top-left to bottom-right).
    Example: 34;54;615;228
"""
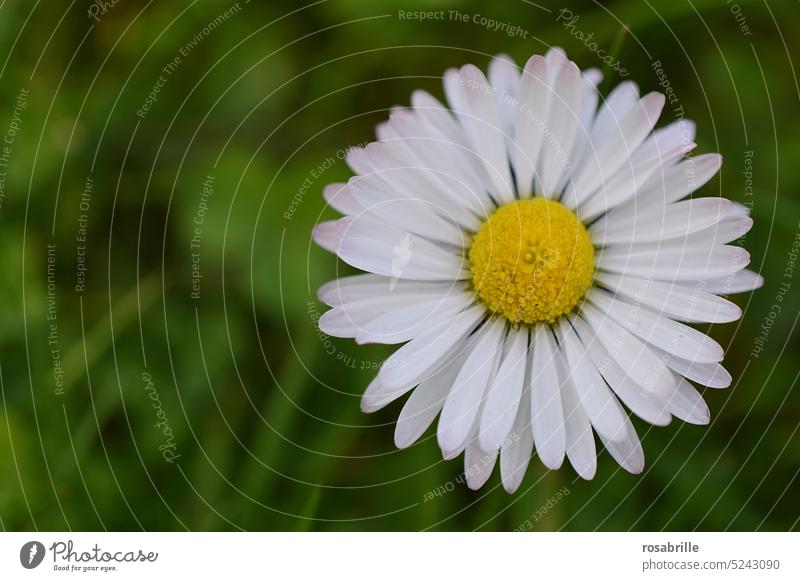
312;48;762;493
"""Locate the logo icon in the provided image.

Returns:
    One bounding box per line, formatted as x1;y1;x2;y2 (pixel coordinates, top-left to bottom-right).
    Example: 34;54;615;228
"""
20;541;45;569
390;234;413;291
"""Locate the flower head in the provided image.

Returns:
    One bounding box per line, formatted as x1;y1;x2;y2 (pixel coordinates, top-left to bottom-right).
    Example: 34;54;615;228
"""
313;48;762;492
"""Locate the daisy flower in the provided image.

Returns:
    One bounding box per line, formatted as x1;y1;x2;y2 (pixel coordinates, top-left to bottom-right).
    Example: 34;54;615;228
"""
312;48;762;493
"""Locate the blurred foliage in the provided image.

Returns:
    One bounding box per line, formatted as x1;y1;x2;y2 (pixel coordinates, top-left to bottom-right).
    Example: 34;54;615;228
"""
0;0;798;531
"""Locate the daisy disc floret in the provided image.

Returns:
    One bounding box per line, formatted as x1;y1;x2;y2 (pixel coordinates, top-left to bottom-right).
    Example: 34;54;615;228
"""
469;198;594;324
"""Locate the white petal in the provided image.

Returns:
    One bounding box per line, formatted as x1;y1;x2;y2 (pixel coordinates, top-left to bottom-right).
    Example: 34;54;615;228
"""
345;145;373;175
588;288;724;363
360;375;414;413
479;328;528;452
529;325;566;468
579;302;677;398
499;388;534;493
666;374;710;425
557;69;601;195
488;53;520;141
597;413;644;474
394;350;469;448
385;110;492;222
696;269;763;295
336;215;468;281
595;272;742;323
598;153;722;227
411;90;467;147
558;79;636;208
510;55;549;198
464;439;498;490
355;292;473;345
537;60;582;196
633;119;696;162
592;197;732;245
571;315;671;426
728;201;751;218
366;137;485;228
378;305;485;390
319;295;427;338
588;81;639;146
318;275;454;307
596;244;750;282
571;92;665;203
445;65;514;203
651;347;732;388
639;152;723;205
318;274;381;306
323;182;362;216
602;214;753;258
364;135;468;212
438;319;506;458
544;46;567;70
312;220;341;253
683;215;754;246
578;142;695;222
375;120;393;141
348;175;466;246
557;346;597;480
583;68;603;86
556;320;629;443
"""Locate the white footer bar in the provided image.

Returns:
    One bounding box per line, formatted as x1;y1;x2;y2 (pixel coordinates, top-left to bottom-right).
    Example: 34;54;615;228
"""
1;532;797;579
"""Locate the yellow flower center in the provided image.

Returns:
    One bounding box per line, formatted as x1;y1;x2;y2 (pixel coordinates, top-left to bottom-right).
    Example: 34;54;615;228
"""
469;198;595;324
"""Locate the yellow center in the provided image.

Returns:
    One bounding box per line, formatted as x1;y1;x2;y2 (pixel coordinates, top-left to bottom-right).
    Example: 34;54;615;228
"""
469;198;595;324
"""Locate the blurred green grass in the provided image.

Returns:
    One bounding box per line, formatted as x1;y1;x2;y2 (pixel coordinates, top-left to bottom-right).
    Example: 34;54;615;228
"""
0;0;798;531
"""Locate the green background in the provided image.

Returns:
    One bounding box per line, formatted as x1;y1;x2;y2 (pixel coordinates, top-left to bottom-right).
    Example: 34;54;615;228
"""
0;0;797;531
